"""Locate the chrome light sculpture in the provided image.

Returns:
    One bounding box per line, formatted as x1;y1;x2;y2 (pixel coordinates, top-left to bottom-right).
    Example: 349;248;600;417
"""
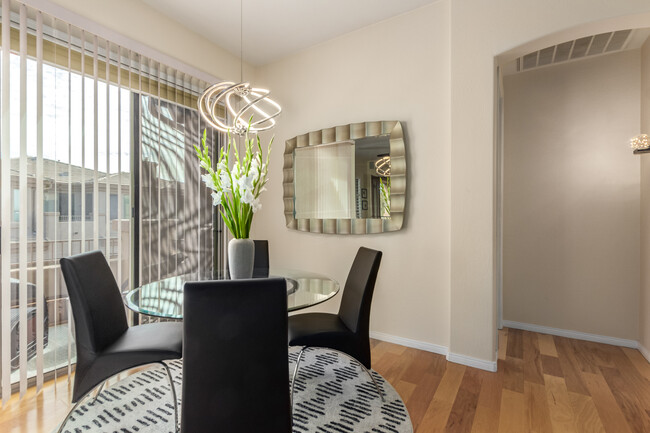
375;155;391;176
197;0;281;135
630;134;650;151
198;81;281;135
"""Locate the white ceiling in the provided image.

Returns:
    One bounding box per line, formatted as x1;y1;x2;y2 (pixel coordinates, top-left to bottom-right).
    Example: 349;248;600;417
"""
141;0;436;66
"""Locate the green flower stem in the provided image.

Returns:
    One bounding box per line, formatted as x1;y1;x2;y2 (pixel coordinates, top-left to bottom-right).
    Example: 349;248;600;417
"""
195;121;271;240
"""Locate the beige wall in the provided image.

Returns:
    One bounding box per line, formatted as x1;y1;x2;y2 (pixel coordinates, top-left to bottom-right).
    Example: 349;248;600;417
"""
503;51;641;340
254;1;452;349
33;0;650;365
450;0;650;363
640;38;650;353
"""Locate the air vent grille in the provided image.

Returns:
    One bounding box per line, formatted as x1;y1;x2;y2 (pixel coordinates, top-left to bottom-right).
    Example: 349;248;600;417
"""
515;30;633;72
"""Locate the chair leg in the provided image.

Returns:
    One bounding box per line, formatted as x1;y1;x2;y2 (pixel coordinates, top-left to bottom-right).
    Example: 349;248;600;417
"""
55;386;99;433
91;380;106;404
290;346;308;414
290;346;385;405
56;362;179;433
158;361;179;433
352;356;385;403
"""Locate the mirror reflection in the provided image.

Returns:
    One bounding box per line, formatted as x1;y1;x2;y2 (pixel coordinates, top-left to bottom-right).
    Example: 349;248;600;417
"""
284;121;405;235
293;136;391;220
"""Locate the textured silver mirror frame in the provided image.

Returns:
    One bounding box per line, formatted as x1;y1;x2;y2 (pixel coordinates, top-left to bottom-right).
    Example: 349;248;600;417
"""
283;121;406;234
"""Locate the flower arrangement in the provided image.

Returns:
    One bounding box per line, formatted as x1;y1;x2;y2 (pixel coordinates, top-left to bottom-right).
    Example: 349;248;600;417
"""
379;177;390;217
195;127;273;239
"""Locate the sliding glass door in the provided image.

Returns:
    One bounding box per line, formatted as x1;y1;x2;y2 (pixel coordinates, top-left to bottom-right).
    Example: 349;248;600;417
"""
136;93;221;287
0;0;222;403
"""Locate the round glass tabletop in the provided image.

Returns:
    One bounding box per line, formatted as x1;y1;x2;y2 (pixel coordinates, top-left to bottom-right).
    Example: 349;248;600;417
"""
123;268;340;319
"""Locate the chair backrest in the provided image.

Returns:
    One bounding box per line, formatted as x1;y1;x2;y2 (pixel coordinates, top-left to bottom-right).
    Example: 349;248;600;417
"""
337;247;383;335
60;251;128;356
181;278;291;433
252;239;270;278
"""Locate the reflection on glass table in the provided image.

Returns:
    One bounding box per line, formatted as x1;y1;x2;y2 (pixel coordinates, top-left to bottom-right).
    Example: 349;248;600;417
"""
124;268;340;319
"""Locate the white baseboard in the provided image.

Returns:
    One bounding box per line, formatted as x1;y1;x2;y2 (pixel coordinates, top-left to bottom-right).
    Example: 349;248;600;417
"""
446;352;497;372
502;320;639;349
639;343;650;363
369;331;448;356
370;331;498;372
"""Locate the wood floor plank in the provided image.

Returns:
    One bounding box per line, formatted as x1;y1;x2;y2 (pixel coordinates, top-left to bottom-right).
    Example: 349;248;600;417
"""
445;368;482;433
503;356;524;393
605;348;650;409
417;363;466;433
470;367;503;433
569;339;601;373
621;348;650;382
544;374;578;433
523;330;545;385
498;328;508;361
401;348;439;384
372;351;402;383
382;347;420;384
507;328;524;359
524;381;554;433
554;336;590;396
599;366;650;433
541;354;563;378
394;380;417;404
581;371;634;433
577;340;617;369
538;333;558;357
405;372;443;430
568;391;606;433
497;389;526;433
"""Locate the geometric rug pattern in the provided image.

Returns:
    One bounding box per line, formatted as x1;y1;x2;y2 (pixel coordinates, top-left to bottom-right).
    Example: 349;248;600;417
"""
58;346;412;433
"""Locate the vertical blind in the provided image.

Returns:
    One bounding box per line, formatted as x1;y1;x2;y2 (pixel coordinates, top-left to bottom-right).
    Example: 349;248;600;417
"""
0;0;224;404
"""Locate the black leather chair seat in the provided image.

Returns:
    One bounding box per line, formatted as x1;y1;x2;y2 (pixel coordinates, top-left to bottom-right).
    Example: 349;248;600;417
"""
71;322;183;398
289;313;361;359
289;312;351;342
104;322;182;360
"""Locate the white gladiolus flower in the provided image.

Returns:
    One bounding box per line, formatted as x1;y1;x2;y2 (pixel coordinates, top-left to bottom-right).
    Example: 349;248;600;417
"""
195;125;273;239
251;198;262;213
211;191;222;206
201;173;216;190
241;189;254;204
238;172;256;192
220;172;231;191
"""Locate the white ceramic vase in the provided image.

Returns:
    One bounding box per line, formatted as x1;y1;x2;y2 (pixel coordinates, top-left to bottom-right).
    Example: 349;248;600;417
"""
228;238;255;279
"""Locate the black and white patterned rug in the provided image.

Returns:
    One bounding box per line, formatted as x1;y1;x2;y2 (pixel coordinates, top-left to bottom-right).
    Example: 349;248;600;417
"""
57;346;412;433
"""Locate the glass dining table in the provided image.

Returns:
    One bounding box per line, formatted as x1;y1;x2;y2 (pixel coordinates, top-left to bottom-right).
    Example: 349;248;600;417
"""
123;268;340;319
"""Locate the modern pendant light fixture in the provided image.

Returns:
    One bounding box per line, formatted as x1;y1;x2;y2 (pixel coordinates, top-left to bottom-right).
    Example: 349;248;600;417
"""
198;0;281;135
630;134;650;152
375;155;391;176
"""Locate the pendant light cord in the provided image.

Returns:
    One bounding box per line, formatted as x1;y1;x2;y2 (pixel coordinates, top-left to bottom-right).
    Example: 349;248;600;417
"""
240;0;243;83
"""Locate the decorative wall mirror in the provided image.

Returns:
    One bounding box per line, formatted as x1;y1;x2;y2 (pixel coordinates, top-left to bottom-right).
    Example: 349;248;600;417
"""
283;121;406;234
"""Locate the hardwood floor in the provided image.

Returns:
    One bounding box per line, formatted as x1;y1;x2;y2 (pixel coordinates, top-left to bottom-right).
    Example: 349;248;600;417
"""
371;328;650;433
0;328;649;432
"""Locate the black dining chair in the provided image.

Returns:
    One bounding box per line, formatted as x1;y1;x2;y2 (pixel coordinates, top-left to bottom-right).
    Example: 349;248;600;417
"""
58;251;182;432
182;278;291;433
288;247;384;403
252;239;270;278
